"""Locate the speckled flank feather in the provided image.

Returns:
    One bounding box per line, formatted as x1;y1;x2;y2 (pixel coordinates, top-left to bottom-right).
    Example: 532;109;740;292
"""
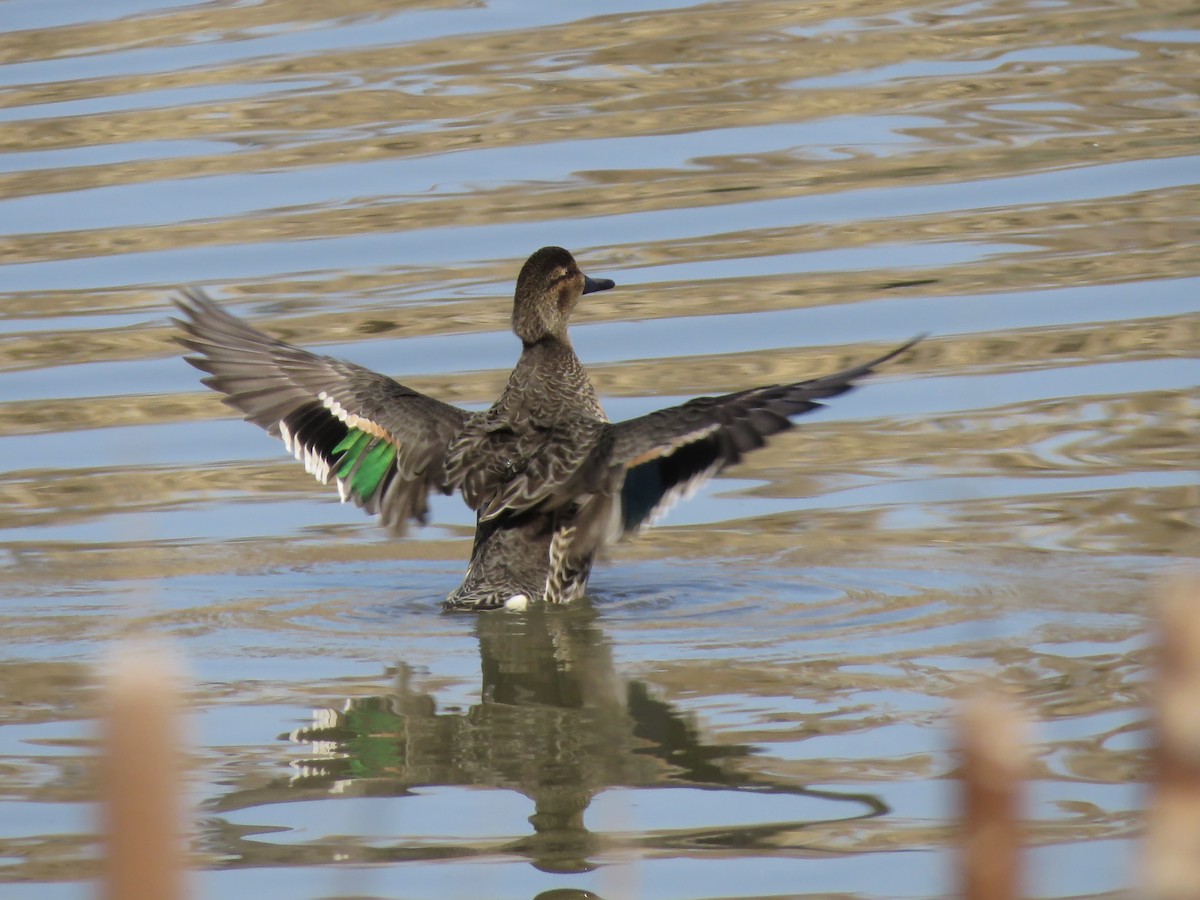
543;524;592;605
175;248;920;611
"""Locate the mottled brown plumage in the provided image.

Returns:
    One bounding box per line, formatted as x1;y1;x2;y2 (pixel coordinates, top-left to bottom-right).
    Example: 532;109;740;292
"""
175;246;919;610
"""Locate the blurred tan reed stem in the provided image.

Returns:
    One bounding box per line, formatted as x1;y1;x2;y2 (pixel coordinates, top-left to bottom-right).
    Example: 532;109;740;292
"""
1145;575;1200;900
958;691;1029;900
100;643;187;900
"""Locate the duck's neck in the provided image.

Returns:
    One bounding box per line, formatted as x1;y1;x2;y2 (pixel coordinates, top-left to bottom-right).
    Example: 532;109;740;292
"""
498;337;605;424
512;299;567;344
521;331;571;352
512;336;580;382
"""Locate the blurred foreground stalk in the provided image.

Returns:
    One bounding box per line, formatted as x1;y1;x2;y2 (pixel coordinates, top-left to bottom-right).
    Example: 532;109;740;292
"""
100;643;187;900
958;691;1029;900
1146;575;1200;900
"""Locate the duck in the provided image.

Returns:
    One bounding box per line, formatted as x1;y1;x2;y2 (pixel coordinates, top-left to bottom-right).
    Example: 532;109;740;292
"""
174;246;920;611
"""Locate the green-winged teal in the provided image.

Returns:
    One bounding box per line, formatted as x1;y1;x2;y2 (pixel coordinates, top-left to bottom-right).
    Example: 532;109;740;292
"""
175;246;919;611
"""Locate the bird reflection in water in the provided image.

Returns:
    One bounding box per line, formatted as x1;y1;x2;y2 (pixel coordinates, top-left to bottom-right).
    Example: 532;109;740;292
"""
219;606;887;875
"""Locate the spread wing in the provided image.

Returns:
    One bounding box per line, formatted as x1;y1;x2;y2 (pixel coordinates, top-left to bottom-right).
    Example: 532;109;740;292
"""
585;336;923;543
174;289;468;535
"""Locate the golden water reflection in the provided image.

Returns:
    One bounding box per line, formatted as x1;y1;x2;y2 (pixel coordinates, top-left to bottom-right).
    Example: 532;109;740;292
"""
0;0;1196;895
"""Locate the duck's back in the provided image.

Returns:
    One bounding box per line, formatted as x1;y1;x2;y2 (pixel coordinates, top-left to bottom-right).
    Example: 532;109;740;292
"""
446;340;607;520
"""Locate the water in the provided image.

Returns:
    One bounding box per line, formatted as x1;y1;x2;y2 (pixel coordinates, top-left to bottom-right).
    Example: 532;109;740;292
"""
1;0;1196;896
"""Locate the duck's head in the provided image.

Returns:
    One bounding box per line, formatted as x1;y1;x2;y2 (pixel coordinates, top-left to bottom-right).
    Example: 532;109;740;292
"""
511;246;615;344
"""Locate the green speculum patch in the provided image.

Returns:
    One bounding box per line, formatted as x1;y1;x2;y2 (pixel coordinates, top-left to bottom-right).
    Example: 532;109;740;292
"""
333;428;396;499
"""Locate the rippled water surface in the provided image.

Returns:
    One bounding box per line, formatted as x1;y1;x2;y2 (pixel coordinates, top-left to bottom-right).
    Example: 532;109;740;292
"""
2;0;1197;897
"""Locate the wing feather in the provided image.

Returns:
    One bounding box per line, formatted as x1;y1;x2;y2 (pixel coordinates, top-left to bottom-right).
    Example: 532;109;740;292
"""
591;336;923;541
174;288;468;534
